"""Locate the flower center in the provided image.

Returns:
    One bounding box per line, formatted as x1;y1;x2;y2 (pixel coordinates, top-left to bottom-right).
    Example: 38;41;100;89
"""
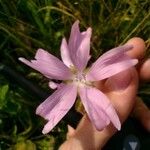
68;66;92;87
74;72;86;83
72;72;92;87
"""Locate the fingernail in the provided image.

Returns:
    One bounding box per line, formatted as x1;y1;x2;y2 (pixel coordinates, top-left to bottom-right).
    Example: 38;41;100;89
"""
105;70;132;91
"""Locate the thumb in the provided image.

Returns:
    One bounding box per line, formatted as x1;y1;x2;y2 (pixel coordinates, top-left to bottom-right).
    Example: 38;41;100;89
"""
104;68;138;122
105;69;133;93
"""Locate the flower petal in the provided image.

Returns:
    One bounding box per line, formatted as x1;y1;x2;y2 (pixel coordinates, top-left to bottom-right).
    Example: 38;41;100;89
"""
75;28;92;71
86;45;138;81
79;86;121;130
99;45;133;61
68;20;92;71
68;20;80;55
19;49;72;80
60;38;73;67
36;84;77;134
48;81;58;89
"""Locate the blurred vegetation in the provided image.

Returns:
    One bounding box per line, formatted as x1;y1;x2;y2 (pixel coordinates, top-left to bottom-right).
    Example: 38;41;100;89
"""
0;0;150;149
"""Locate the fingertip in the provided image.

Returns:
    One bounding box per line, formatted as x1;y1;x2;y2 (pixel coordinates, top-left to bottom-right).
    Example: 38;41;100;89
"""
126;37;146;59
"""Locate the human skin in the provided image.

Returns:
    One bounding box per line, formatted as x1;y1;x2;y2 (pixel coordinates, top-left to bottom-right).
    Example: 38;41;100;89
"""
59;37;150;150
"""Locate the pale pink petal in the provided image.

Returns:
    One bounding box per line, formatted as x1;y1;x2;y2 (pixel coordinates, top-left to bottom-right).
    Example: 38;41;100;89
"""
75;28;92;71
87;59;138;81
87;45;133;72
19;49;72;80
36;84;68;116
35;48;72;72
60;38;73;67
68;20;80;54
48;81;63;90
79;86;121;130
44;84;77;120
48;81;58;89
99;45;133;61
37;84;77;134
19;57;57;79
86;45;138;81
68;20;92;71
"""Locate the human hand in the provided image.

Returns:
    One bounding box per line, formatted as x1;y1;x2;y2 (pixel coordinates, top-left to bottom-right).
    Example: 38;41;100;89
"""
59;37;150;150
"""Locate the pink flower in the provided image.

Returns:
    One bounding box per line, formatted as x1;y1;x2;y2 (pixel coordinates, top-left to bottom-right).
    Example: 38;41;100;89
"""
19;20;138;134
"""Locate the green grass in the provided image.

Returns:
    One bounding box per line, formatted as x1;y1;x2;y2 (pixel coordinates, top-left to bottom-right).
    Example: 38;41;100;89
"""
0;0;150;149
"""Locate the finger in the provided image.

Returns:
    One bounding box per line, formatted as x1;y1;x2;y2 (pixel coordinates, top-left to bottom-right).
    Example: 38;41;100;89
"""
126;37;146;59
138;58;150;81
132;97;150;132
126;37;150;81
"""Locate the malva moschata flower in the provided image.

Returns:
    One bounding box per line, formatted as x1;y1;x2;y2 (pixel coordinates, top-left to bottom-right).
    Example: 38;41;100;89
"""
19;20;138;134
